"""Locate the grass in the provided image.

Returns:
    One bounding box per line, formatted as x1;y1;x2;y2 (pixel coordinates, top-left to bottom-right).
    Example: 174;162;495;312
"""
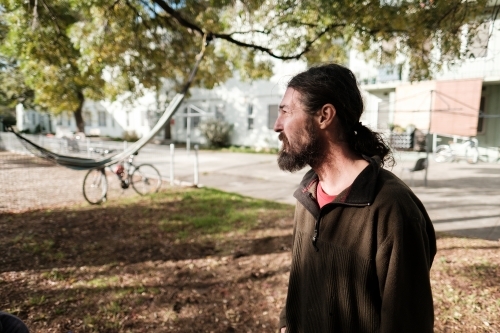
224;145;279;154
1;187;499;332
147;188;288;237
216;145;279;154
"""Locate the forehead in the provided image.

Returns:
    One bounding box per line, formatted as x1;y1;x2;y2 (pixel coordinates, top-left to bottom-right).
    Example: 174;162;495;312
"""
280;87;304;109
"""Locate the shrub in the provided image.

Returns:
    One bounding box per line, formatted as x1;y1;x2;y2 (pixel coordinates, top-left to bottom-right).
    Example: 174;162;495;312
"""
123;130;139;142
0;114;16;129
34;124;42;134
198;119;233;148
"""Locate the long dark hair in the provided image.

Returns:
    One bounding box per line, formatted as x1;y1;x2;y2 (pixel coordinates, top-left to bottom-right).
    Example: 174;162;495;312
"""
288;63;394;167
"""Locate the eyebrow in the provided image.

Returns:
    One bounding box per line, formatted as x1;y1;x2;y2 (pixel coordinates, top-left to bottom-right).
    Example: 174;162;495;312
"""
279;104;287;110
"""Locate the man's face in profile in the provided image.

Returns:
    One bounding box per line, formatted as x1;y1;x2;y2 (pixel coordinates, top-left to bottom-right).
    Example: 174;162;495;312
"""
274;88;323;172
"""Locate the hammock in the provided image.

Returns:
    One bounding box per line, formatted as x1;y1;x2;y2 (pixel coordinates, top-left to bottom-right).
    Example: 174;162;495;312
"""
5;38;208;171
7;93;185;170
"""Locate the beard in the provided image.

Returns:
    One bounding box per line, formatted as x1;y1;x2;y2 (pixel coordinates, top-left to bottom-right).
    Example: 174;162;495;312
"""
277;121;324;172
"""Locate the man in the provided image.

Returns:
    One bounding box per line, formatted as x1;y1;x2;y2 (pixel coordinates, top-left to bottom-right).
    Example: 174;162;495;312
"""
275;64;436;333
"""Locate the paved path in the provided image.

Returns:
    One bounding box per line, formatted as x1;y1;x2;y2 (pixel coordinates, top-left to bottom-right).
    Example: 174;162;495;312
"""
3;133;499;240
135;147;500;241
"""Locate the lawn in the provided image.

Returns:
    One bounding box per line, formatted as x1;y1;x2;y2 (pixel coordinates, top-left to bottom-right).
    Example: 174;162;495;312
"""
1;187;499;332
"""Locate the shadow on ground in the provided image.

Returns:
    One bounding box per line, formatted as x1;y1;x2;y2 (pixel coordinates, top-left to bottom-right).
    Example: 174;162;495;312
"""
0;188;294;332
443;226;500;241
0;190;294;273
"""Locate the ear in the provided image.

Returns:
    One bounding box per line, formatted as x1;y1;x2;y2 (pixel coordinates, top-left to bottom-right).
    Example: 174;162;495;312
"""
316;103;336;129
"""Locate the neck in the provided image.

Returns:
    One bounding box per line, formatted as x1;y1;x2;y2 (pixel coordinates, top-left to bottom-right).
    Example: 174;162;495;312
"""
312;143;369;196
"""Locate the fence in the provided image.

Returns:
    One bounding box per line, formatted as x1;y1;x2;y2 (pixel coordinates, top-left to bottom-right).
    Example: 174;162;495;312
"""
0;133;201;212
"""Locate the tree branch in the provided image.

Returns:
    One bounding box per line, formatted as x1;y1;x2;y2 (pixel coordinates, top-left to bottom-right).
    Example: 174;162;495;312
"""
439;4;460;26
125;0;152;31
40;0;61;34
152;0;204;35
226;29;271;36
108;0;121;11
215;23;345;60
151;0;345;60
225;19;324;37
31;0;38;30
138;0;176;29
276;19;322;28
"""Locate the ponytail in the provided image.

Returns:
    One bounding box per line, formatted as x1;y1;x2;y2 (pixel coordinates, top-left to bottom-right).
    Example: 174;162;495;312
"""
347;122;394;167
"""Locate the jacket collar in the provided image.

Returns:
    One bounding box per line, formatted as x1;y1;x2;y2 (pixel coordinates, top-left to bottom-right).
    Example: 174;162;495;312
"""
293;155;381;217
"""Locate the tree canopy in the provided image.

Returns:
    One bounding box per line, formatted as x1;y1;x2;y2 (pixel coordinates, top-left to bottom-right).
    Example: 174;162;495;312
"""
0;0;494;131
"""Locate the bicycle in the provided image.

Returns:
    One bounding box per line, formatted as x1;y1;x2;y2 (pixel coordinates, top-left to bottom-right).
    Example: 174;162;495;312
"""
434;138;479;164
82;151;162;204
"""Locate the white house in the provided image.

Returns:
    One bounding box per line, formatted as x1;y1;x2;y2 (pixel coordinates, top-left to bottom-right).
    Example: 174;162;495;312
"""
15;60;309;149
173;77;287;149
15;89;171;140
16;104;53;134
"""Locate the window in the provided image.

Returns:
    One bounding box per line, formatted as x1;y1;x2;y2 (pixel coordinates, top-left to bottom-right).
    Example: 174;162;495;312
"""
145;110;152;126
215;104;225;121
57;115;62;126
98;111;107;127
84;111;93;127
268;104;279;129
184;107;201;129
378;64;402;83
192;116;200;128
247;104;254;130
477;96;486;133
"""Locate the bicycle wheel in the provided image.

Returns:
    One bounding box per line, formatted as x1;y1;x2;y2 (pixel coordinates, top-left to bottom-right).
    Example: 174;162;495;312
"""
465;146;479;164
130;164;162;195
434;146;452;163
83;168;108;204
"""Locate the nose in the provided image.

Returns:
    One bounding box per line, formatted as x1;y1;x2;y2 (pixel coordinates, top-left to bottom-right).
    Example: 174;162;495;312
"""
273;113;283;133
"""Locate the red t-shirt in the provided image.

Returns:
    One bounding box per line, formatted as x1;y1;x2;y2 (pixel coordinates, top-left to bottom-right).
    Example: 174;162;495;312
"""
317;181;337;208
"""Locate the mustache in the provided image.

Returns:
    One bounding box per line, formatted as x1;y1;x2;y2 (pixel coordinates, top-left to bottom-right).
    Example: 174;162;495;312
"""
278;132;287;143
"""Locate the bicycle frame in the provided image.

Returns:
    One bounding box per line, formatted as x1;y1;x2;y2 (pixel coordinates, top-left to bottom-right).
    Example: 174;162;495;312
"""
110;154;139;189
83;151;161;204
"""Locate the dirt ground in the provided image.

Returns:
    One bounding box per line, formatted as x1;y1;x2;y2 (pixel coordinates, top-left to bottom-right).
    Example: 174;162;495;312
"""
0;190;293;333
1;151;499;332
0;151;145;212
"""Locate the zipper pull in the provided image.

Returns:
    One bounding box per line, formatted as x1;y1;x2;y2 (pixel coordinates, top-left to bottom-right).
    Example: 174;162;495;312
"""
312;217;320;252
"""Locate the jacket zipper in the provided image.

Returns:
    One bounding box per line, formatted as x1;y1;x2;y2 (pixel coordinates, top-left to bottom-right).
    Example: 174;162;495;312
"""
312;214;321;251
308;192;371;251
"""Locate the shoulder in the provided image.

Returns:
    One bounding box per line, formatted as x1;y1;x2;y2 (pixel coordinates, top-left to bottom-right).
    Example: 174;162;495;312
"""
373;170;436;265
376;169;417;201
372;169;429;221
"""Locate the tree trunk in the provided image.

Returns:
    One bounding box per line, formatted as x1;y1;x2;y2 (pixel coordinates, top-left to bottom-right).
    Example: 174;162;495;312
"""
74;91;85;133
